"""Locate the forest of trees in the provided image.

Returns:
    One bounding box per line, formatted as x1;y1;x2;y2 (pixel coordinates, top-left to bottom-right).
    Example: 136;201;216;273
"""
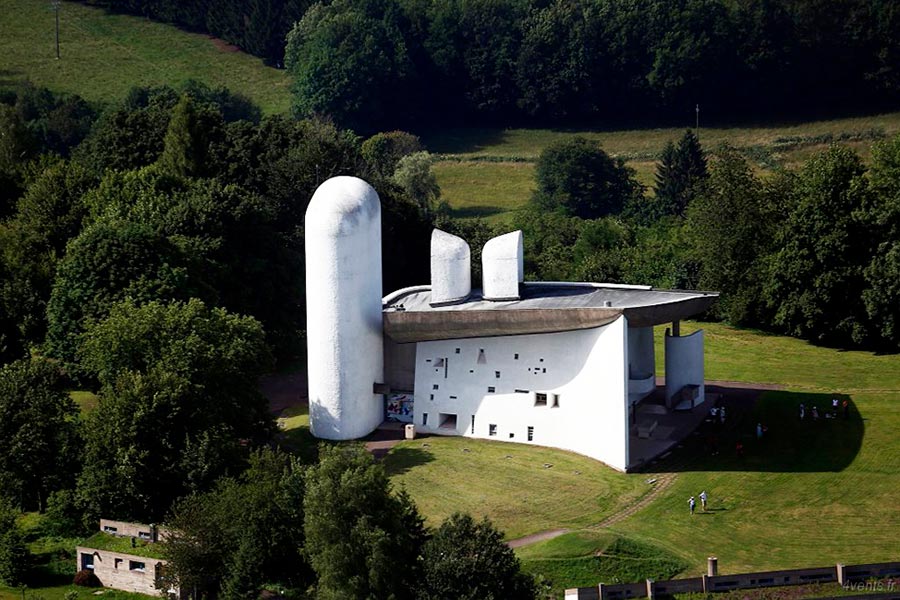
77;0;898;130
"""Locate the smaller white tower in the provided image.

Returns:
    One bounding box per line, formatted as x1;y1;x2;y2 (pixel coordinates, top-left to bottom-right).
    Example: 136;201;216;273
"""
430;229;471;305
482;230;524;300
305;176;384;440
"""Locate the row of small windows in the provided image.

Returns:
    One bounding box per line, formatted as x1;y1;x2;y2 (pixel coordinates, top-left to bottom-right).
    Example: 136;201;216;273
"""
430;351;545;365
422;413;536;442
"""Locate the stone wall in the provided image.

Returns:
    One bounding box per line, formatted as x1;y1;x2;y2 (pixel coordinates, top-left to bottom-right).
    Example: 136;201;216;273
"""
76;546;166;596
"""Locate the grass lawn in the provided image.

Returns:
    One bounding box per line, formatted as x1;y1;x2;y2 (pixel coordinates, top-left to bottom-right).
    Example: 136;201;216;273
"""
0;0;290;114
69;391;97;413
384;321;900;588
383;436;651;540
427;112;900;223
433;160;534;227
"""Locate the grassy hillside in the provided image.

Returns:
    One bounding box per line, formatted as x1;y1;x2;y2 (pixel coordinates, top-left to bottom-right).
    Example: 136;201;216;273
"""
385;321;900;589
427;112;900;225
0;0;290;114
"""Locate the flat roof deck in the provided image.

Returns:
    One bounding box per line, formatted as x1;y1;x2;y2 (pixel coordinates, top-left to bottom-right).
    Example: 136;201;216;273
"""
383;282;717;343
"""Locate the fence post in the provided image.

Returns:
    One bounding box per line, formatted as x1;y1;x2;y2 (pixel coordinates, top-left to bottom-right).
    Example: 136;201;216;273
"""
598;583;606;600
702;574;709;593
646;578;656;600
836;563;847;587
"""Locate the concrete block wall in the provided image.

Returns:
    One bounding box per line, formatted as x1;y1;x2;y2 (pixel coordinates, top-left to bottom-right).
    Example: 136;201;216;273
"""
76;546;166;596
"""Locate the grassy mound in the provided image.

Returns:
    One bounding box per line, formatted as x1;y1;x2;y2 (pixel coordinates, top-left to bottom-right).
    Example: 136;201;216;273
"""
518;531;687;599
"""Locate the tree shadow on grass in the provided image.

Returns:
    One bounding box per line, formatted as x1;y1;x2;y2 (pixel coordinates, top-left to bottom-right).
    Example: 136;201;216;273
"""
420;128;510;155
381;446;436;477
653;391;863;473
450;205;506;219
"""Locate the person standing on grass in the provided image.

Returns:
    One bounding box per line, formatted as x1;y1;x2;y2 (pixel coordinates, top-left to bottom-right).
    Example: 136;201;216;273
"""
689;496;696;515
699;490;708;511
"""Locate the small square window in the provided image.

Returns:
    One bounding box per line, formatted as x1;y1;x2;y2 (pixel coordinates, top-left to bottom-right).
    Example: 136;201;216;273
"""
422;413;428;426
487;386;496;393
515;389;529;394
514;353;519;360
509;432;515;439
449;395;457;399
535;393;547;407
433;384;439;390
540;358;544;362
103;525;118;533
430;394;434;400
455;348;460;354
495;371;501;379
542;368;546;373
527;426;534;441
138;531;151;540
129;561;146;572
489;424;497;436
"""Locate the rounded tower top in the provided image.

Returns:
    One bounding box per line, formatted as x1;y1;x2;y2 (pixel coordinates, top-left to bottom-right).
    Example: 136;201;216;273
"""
306;176;381;237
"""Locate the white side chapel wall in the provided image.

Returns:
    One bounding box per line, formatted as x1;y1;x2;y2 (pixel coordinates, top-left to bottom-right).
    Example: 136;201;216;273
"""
412;316;631;471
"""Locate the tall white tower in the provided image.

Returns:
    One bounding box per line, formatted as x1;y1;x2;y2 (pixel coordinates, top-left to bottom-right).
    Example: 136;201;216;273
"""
305;176;384;440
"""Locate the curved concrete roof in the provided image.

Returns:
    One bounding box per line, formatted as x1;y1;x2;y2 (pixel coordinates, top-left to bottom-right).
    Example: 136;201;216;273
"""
383;282;718;342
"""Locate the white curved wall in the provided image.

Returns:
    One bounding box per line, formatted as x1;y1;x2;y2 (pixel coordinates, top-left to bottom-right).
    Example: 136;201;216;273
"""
305;176;384;440
412;316;630;471
482;230;524;300
664;329;705;407
430;229;471;304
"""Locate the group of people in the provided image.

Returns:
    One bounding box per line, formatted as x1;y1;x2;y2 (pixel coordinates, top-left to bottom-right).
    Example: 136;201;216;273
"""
688;490;709;515
799;398;849;421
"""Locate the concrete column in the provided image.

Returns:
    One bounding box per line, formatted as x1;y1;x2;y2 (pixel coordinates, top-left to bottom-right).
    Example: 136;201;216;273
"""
646;578;656;600
836;563;847;586
708;556;719;576
672;320;681;337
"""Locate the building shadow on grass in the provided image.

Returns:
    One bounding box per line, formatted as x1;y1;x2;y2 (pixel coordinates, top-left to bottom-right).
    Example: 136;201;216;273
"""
642;390;863;473
381;446;435;477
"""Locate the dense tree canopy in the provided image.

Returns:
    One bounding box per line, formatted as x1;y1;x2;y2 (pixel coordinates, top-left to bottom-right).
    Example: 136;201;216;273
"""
0;358;80;511
76;299;274;523
533;136;642;219
303;444;426;600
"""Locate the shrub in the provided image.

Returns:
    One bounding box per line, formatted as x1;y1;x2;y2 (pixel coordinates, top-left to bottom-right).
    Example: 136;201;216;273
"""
73;568;100;587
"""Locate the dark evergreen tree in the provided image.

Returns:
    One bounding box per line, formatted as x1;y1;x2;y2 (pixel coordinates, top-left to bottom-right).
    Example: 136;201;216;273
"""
653;130;708;218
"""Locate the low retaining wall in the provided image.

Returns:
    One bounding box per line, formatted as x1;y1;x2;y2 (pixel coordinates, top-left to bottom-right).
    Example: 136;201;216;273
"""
565;560;900;599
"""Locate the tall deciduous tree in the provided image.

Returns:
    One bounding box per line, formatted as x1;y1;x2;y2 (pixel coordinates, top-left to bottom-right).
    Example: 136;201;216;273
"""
0;358;80;511
76;299;274;523
533;136;642;219
686;145;777;325
285;0;416;132
0;500;29;586
862;135;900;346
418;513;536;600
766;145;873;346
303;444;426;600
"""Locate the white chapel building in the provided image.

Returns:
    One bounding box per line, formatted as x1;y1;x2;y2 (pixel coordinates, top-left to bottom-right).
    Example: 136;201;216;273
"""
305;177;717;472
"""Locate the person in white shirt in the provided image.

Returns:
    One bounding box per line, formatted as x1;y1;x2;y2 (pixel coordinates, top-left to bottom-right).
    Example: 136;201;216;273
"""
699;490;708;511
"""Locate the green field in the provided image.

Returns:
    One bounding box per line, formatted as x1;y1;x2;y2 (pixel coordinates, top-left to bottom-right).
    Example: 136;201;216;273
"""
0;0;290;114
426;112;900;226
385;321;900;592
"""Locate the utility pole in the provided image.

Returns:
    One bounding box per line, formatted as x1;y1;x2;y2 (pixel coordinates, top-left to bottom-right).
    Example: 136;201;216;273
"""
52;0;60;59
695;104;700;139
